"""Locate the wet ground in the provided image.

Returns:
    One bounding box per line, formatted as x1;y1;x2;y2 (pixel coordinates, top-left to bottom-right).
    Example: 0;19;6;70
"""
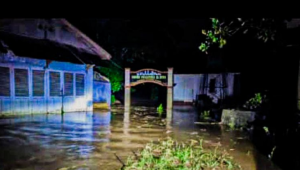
0;105;280;170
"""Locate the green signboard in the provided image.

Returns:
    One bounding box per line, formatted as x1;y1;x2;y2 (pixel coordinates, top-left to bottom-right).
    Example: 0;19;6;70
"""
130;69;168;86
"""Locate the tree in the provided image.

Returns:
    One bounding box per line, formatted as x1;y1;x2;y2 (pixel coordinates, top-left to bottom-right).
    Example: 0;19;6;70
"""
199;18;300;170
199;18;286;53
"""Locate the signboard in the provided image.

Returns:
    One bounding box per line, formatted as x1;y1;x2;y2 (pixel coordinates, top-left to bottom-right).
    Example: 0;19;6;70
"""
130;69;168;86
124;67;173;111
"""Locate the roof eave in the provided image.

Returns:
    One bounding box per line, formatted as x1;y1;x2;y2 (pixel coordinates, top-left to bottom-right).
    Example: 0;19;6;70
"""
60;19;112;60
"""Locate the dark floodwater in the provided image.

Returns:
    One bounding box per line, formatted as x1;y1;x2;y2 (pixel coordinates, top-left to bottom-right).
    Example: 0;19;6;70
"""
0;106;280;170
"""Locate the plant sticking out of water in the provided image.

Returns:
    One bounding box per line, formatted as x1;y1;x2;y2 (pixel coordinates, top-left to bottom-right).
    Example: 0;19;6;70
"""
201;110;211;120
157;104;164;117
268;146;276;160
263;126;269;134
111;95;116;104
124;137;241;170
228;118;236;130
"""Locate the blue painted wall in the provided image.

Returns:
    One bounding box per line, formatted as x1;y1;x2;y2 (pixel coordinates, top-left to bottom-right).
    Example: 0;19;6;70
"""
93;81;111;107
0;53;94;115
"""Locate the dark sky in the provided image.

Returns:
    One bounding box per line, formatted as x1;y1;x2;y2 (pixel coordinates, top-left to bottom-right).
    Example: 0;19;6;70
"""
67;19;211;73
67;18;274;74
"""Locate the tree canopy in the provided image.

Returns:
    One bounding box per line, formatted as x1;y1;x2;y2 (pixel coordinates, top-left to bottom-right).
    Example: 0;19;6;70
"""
199;18;288;54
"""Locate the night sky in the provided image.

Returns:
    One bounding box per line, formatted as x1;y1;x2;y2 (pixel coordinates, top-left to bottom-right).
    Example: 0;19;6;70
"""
68;19;273;75
67;19;212;73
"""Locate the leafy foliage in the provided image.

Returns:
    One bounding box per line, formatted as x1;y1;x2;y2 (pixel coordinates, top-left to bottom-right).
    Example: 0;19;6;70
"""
157;104;164;116
97;65;123;93
263;126;269;134
199;18;284;53
228;120;236;130
125;138;241;170
243;93;267;110
201;110;211;120
111;94;116;104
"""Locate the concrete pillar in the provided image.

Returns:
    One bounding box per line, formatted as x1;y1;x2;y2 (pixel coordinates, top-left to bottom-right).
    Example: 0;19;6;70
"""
167;68;173;110
166;109;173;130
124;68;131;112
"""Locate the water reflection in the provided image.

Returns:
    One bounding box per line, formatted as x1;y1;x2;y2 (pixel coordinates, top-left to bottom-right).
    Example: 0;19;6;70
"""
0;106;280;170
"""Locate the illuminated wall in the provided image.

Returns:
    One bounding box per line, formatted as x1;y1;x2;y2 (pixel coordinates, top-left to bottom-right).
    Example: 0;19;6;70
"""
174;74;202;102
93;81;111;106
0;53;93;115
174;73;240;103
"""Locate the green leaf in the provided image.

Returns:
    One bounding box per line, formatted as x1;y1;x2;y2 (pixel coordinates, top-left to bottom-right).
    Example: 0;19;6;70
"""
212;37;218;43
214;30;221;35
212;18;216;23
199;43;206;51
208;31;213;38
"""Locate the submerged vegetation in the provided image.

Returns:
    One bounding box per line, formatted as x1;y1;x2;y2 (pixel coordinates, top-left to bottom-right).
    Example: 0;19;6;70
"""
111;95;116;104
201;110;211;120
157;104;164;116
124;138;241;170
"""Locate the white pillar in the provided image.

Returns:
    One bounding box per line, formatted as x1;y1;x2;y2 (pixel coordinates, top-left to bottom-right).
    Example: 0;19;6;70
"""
166;109;173;130
167;68;173;110
124;68;131;112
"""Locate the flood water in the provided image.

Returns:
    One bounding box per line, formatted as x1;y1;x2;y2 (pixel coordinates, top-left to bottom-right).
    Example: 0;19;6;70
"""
0;105;280;170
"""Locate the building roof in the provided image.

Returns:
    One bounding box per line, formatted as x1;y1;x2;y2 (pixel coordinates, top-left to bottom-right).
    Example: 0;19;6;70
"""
0;18;111;64
0;31;109;65
60;19;111;60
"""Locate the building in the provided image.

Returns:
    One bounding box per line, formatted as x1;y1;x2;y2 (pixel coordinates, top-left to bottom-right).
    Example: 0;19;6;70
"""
174;73;240;104
0;19;111;115
93;71;111;109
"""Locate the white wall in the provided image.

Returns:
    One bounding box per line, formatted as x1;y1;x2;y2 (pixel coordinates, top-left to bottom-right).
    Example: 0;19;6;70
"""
0;53;93;115
174;74;202;102
174;73;239;103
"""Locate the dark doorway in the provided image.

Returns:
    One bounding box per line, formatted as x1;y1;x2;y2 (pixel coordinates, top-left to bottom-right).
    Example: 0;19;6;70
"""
131;83;167;107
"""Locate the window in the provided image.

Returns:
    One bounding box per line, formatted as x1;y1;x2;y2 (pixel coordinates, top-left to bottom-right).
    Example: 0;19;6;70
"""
15;69;29;97
0;67;10;96
209;78;216;93
32;70;45;96
50;71;61;96
76;73;85;96
64;73;73;96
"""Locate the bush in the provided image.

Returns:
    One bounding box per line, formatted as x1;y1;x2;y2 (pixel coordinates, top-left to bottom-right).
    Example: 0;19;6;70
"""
124;138;241;170
97;65;124;93
111;95;116;104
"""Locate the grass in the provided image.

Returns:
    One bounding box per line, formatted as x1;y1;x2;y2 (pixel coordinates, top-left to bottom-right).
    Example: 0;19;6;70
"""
124;138;241;170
